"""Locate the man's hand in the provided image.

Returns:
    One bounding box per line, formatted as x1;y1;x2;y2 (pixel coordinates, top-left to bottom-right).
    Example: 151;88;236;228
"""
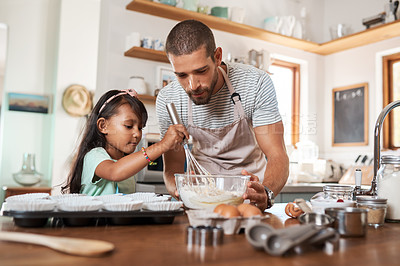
241;169;268;211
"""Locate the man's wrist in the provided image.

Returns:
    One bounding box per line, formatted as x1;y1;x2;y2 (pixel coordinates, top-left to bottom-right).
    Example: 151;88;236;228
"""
263;186;275;209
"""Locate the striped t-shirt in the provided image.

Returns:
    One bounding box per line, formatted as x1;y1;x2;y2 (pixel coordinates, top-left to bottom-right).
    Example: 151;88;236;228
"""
156;62;281;137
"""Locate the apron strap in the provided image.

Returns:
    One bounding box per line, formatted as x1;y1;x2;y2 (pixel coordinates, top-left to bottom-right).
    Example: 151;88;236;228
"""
218;66;245;118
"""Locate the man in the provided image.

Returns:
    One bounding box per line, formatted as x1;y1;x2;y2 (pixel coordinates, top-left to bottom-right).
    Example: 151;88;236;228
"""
156;20;289;211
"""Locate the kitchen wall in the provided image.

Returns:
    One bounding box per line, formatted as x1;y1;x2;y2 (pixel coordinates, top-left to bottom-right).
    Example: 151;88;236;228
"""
0;0;399;197
0;0;101;198
51;0;101;194
0;23;6;107
323;0;390;43
321;40;400;164
0;0;60;195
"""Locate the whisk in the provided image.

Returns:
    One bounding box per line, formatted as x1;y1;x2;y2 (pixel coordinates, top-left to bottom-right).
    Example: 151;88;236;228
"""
166;103;211;176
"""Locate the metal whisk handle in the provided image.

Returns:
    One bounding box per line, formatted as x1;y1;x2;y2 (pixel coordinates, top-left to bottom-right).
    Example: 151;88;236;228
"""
166;103;183;125
166;103;188;146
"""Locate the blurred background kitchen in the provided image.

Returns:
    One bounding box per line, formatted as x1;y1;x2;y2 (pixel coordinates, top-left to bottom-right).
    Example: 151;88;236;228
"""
0;0;399;202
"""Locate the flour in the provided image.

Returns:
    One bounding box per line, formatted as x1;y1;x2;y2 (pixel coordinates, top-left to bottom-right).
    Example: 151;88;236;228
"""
377;172;400;220
179;186;243;210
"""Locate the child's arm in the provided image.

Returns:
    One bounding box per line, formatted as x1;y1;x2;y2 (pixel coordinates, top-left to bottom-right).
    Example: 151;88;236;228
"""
94;124;189;182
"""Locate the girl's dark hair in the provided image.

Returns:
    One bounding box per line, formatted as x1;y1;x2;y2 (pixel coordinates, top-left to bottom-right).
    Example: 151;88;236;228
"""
61;90;148;194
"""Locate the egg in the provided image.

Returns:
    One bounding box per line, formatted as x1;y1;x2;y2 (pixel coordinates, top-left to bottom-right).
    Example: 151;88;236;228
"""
213;204;228;215
219;205;241;218
241;205;262;217
237;203;262;217
237;203;250;215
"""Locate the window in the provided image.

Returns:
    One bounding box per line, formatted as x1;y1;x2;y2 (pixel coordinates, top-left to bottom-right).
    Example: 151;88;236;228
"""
382;52;400;149
269;59;300;146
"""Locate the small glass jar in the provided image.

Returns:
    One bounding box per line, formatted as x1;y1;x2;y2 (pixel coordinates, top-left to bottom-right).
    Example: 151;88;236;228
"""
356;196;387;228
12;153;43;186
377;155;400;221
323;185;353;200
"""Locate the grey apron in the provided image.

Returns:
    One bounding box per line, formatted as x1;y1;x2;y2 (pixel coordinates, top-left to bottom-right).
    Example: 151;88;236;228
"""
187;66;267;181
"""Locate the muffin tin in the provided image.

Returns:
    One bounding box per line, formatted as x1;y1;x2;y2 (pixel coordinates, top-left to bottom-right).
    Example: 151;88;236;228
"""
3;192;183;228
3;208;184;228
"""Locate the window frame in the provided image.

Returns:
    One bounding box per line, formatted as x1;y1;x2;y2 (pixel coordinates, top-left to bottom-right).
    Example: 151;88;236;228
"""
270;59;300;145
382;52;400;149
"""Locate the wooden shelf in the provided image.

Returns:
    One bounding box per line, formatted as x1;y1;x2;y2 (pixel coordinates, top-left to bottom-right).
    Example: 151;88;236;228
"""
125;46;169;63
312;21;400;55
126;0;400;55
138;94;156;103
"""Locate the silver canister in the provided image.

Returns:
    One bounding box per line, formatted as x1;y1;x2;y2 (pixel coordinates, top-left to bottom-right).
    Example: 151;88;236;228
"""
199;226;212;246
186;226;224;246
325;207;368;237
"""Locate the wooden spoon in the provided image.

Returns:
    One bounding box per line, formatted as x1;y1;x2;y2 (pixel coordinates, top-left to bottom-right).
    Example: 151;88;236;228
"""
0;231;114;257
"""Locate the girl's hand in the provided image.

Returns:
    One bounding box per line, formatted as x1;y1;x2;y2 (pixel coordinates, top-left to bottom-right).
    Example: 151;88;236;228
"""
160;125;189;151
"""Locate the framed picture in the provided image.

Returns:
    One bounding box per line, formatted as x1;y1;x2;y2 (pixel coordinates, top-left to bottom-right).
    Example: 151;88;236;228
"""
156;66;175;89
8;92;52;114
332;83;368;146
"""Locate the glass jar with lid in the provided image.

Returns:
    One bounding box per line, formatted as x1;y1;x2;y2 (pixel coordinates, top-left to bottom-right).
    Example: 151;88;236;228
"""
377;155;400;221
323;185;353;200
356;196;387;228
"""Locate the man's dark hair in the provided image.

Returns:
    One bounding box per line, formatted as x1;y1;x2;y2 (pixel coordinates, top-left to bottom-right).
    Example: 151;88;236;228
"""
166;20;216;60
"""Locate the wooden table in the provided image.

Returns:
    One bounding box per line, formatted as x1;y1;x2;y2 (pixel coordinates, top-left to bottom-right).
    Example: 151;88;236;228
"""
0;203;399;265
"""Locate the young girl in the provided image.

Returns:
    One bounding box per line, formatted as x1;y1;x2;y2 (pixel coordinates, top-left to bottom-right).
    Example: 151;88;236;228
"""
62;89;188;196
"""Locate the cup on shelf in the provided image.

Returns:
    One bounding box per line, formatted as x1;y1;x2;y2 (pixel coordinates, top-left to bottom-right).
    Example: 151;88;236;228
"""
279;16;296;37
210;6;229;19
159;0;177;7
263;17;279;33
142;36;153;49
230;7;245;23
197;5;209;14
329;24;350;40
182;0;198;12
153;38;165;51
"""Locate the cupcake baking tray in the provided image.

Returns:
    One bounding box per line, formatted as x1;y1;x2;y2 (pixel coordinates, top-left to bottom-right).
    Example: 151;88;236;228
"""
3;209;184;228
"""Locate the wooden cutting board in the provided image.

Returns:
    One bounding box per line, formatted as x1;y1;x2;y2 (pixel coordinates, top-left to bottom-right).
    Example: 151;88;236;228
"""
339;165;373;185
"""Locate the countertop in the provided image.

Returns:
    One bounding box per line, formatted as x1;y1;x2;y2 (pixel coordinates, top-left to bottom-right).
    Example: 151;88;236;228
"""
281;182;325;193
1;204;399;265
281;182;371;193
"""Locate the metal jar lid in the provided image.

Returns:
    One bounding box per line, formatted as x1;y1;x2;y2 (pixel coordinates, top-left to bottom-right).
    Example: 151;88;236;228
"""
381;155;400;164
323;185;353;192
356;196;387;205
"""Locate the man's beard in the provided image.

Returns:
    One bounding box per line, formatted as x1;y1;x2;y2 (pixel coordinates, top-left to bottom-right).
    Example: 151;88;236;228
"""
188;69;219;105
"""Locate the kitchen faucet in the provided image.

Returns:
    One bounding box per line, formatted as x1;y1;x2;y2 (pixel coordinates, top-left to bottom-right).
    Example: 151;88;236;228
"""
356;100;400;196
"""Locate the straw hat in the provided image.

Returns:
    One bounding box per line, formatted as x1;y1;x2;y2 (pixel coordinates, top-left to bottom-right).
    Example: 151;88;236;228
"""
62;85;93;117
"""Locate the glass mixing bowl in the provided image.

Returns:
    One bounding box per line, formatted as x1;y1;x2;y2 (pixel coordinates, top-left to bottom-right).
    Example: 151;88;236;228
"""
175;174;251;210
